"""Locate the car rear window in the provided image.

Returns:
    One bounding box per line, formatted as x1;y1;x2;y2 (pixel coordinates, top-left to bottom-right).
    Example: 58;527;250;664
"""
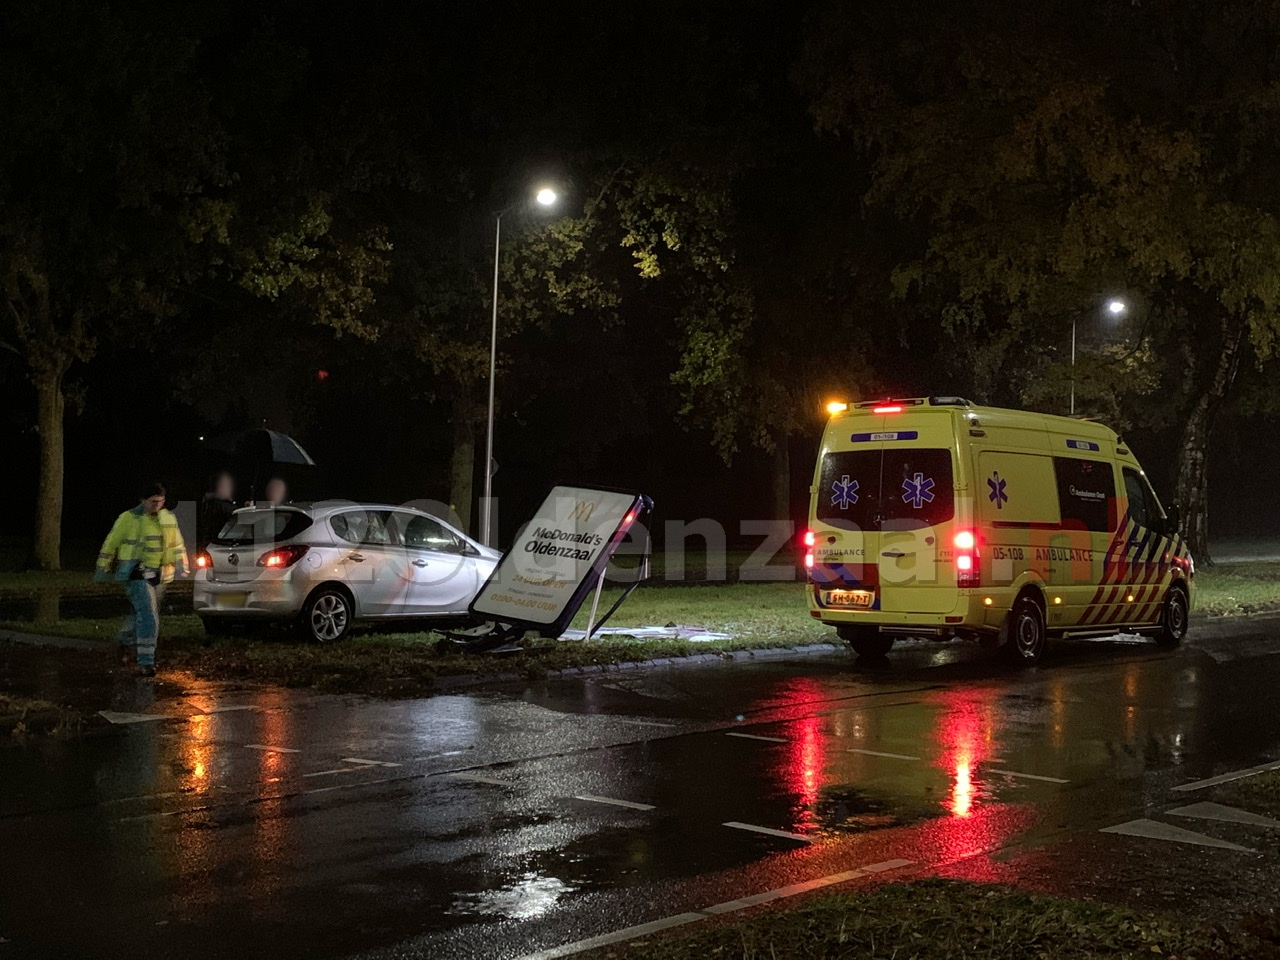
817;448;955;529
214;510;313;545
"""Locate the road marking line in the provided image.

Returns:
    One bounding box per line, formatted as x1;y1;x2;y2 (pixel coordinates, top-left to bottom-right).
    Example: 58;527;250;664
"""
725;732;787;743
447;773;509;786
302;775;405;796
985;769;1069;784
1167;801;1280;828
847;748;920;761
244;744;300;753
199;705;257;714
518;913;707;959
98;711;169;724
1100;818;1254;852
513;859;913;960
340;757;401;767
616;719;678;728
302;768;360;778
573;794;655;811
722;821;813;843
1172;759;1280;792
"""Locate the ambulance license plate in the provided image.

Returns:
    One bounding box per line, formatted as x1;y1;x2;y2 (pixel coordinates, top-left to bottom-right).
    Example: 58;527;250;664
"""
825;590;874;609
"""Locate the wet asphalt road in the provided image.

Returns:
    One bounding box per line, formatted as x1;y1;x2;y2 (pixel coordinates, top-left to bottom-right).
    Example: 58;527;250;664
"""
5;617;1280;959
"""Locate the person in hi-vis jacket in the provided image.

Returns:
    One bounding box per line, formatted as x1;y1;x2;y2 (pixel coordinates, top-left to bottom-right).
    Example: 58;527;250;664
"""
95;481;188;677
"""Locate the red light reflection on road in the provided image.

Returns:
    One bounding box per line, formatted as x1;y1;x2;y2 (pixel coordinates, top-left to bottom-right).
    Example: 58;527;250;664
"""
778;678;828;832
930;689;998;819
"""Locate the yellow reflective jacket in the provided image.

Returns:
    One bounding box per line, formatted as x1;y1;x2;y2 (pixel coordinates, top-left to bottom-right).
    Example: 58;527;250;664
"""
96;505;188;583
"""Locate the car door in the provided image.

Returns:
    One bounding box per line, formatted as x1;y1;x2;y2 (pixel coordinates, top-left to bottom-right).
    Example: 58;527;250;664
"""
392;512;477;615
1121;467;1170;625
330;509;407;616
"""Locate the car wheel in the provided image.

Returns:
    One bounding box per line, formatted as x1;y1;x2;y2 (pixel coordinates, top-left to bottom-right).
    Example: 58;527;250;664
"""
837;624;894;658
1003;594;1047;665
302;587;352;643
1155;586;1190;648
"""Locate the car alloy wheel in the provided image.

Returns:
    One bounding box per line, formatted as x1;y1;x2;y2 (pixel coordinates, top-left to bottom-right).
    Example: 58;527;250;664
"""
308;591;351;642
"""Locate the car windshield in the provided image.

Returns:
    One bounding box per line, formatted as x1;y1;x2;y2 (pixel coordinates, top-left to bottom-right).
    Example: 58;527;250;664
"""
214;510;313;545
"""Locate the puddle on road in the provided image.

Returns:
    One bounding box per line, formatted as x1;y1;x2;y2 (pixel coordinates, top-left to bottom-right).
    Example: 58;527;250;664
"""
448;871;575;919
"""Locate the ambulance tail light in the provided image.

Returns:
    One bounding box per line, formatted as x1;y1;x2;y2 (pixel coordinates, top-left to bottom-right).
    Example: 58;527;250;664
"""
954;530;980;588
873;404;903;414
802;529;815;570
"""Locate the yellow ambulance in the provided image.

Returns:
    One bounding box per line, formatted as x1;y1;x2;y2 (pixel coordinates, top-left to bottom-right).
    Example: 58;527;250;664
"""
804;397;1194;663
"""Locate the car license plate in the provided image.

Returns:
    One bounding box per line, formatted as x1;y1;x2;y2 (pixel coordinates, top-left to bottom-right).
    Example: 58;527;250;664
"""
825;590;874;609
216;592;248;609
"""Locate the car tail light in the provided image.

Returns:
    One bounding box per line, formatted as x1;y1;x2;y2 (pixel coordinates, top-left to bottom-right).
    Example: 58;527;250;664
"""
802;529;816;570
872;404;903;414
195;552;211;569
954;530;980;587
258;544;310;569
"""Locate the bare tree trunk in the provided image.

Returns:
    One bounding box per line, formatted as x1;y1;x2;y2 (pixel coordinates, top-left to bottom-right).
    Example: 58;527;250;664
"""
771;434;790;523
449;393;476;536
1174;318;1244;567
32;366;66;571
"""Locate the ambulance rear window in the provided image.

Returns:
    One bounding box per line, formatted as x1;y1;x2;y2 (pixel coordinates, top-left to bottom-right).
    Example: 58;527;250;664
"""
818;448;954;529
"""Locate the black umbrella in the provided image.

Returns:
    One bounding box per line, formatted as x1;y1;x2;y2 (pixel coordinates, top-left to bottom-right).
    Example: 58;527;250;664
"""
207;428;316;467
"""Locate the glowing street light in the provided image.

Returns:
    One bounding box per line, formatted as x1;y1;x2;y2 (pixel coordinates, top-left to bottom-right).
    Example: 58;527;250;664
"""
483;185;561;546
1070;297;1129;415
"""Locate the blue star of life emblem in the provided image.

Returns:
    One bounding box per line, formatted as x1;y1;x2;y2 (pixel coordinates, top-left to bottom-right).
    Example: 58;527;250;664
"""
901;472;935;509
988;471;1008;509
830;475;859;509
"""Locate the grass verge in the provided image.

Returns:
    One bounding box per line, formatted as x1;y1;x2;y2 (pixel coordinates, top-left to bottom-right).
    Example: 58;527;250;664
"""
1;561;1276;698
1;583;830;695
1194;561;1280;616
580;878;1276;960
0;692;84;740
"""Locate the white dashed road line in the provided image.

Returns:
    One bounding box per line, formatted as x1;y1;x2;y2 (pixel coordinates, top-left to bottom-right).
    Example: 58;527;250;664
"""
1100;818;1254;852
302;768;362;778
1172;759;1280;792
244;744;300;753
98;711;169;725
847;748;920;760
616;719;678;728
985;769;1069;784
722;821;812;843
514;858;914;959
447;773;510;786
1167;801;1280;828
340;757;401;767
725;732;787;743
573;795;656;811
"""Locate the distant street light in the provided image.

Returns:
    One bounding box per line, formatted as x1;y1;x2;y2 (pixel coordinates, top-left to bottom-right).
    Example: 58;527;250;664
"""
1070;298;1129;415
482;185;561;547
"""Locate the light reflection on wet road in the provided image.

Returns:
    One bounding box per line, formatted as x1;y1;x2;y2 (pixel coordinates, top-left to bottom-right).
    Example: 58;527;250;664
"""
3;615;1280;959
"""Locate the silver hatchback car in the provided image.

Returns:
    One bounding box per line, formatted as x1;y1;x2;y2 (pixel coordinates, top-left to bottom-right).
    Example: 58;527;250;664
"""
193;503;501;642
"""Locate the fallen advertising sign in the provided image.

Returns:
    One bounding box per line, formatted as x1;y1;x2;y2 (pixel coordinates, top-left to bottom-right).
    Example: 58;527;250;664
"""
470;485;652;637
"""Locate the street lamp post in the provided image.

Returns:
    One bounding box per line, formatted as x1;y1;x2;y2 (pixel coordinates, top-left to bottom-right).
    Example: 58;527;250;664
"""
1070;298;1128;416
480;186;559;547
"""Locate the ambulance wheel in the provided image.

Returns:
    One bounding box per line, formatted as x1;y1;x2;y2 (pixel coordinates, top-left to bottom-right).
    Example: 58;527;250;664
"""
1155;586;1190;648
838;625;894;658
1004;594;1046;665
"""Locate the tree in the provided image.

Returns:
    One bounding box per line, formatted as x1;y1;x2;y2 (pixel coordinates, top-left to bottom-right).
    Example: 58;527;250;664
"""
0;1;227;568
797;0;1280;561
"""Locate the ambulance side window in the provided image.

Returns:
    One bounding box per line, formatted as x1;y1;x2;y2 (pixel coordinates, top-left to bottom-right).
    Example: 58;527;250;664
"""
1053;458;1116;532
1123;469;1164;533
